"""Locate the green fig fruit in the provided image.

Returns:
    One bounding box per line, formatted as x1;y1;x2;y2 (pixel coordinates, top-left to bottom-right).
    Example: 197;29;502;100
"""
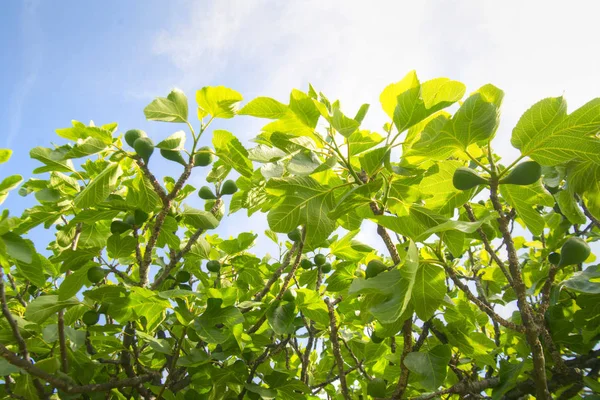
176;270;191;282
206;260;221;273
320;262;332;274
366;260;387;279
548;252;561;265
124;129;147;148
287;228;301;242
87;267;106;283
221;180;238;195
367;377;387;398
82;310;100;326
134;209;149;225
110;220;132;234
314;254;327;266
371;331;384;344
124;214;136;226
198;186;217;200
160;149;187;166
300;259;313;270
193;147;214;167
178;284;193;291
282;289;296;302
133;137;154;165
453;167;488;190
499;161;542;186
558;237;590;268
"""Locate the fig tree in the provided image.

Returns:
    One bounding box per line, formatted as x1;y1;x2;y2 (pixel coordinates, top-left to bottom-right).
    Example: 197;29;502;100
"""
558;237;590;268
133;137;154;165
499;161;542;186
452;167;488;190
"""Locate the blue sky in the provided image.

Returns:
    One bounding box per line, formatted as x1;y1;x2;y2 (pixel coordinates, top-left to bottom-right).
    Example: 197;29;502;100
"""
1;0;600;256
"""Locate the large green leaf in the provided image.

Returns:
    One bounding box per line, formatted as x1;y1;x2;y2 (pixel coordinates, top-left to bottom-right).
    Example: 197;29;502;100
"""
238;97;288;119
561;266;600;294
30;147;75;174
144;88;189;123
265;176;337;249
155;130;186;150
25;295;79;324
110;287;171;332
213;130;253;177
58;264;94;301
403;345;451;390
64;137;107;159
412;263;446;320
499;180;554;235
182;205;220;230
418;161;476;215
196;86;242;119
107;234;137;259
1;232;33;263
127;173;162;212
266;301;297;335
511;97;600;166
331;108;360;137
347;130;384;156
74;163;120;209
194;298;244;343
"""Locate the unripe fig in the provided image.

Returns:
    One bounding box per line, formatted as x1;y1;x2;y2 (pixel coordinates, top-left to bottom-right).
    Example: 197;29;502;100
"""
110;220;132;234
124;214;136;226
499;161;542;186
558;237;590;268
371;331;384;344
160;149;187;166
366;260;387;279
198;186;217;200
367;377;387;398
124;129;147;148
133;137;154;165
221;180;238;195
134;209;149;225
548;252;560;265
287;228;301;242
82;310;99;326
206;260;221;273
320;262;332;274
193;147;214;167
178;284;193;291
314;254;327;266
300;259;313;270
176;270;191;282
87;267;106;283
452;168;488;190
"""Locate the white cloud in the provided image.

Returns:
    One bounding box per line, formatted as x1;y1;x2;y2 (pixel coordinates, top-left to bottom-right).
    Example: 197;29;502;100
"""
151;0;600;261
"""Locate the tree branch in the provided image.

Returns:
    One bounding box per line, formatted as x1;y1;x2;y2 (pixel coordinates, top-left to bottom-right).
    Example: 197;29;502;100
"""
325;297;349;400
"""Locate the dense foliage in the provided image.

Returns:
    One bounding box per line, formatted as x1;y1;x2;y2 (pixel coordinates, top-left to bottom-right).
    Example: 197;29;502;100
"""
0;71;599;399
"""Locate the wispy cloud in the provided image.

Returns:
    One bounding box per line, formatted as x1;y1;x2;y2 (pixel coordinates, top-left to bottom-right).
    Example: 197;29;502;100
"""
4;0;42;149
151;0;600;249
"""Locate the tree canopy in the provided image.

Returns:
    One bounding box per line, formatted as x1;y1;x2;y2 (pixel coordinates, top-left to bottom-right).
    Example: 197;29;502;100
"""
0;71;599;399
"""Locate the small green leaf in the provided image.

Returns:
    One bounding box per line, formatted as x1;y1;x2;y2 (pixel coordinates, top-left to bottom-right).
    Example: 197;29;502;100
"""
331;108;359;137
1;232;33;263
213;130;253;178
266;300;297;335
196;86;242;119
412;263;446;320
156;131;187;150
144;88;189;123
0;149;12;164
58;264;94;301
183;206;219;230
0;174;21;193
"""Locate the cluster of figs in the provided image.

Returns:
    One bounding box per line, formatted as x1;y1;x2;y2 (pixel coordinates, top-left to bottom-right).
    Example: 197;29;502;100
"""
453;160;591;269
124;129;237;203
